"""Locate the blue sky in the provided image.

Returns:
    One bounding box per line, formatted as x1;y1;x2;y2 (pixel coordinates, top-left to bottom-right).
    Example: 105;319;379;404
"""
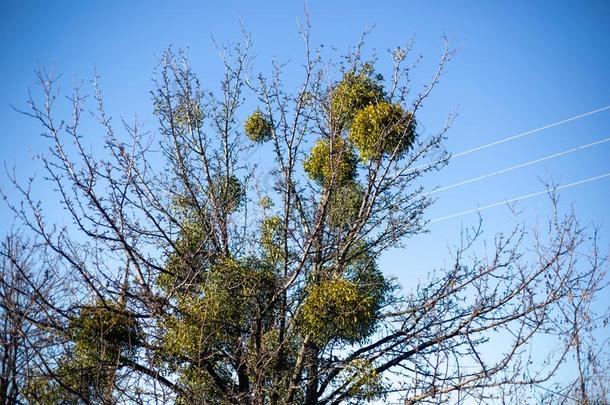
2;0;608;273
1;1;609;400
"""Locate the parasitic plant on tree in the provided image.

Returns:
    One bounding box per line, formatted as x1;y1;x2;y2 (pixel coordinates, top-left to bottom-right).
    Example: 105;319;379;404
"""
2;21;608;405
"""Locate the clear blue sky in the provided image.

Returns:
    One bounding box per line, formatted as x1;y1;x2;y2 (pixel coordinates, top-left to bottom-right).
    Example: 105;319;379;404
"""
1;1;609;400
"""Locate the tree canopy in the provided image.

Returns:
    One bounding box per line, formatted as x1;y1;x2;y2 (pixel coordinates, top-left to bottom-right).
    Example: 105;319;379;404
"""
1;26;608;405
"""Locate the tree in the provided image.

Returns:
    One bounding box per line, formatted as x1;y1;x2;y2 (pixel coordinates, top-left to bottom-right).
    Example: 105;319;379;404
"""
2;24;608;404
0;233;32;404
0;232;57;404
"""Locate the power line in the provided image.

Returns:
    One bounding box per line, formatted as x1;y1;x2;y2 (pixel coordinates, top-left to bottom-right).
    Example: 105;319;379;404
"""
430;172;610;223
452;105;610;158
412;105;610;172
429;136;610;195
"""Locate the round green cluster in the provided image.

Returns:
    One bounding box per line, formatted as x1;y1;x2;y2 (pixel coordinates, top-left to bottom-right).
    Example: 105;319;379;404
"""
330;66;385;128
71;302;141;361
303;137;357;185
299;278;377;345
159;220;211;291
327;182;364;229
212;175;245;212
24;357;110;403
29;301;142;402
349;101;416;161
259;196;273;209
304;65;417;187
173;97;204;129
244;109;273;142
307;247;389;344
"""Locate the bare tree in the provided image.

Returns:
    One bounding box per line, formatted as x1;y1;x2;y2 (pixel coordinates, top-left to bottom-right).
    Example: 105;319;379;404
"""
0;232;58;404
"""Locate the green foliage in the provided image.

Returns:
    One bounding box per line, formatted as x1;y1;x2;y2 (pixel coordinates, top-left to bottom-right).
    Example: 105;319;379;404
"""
244;109;273;142
299;277;377;345
349;101;415;161
204;257;277;332
172;193;200;214
27;302;141;404
25;355;120;404
175;365;229;405
159;220;211;291
212;175;245;212
71;301;141;362
32;48;417;405
173;97;204;129
259;196;273;209
346;247;391;312
23;370;78;405
261;215;284;263
298;244;390;347
340;359;386;403
159;256;278;400
330;65;385;128
160;256;277;361
327;182;364;229
245;327;283;382
303;137;357;185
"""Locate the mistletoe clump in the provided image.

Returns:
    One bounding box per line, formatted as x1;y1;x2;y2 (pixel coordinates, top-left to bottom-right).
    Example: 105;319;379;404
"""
300;247;390;346
158;257;278;400
259;196;273;209
67;299;142;399
161;257;277;359
212;175;245;212
173;97;204;129
175;365;227;405
347;248;391;310
299;277;377;345
71;302;141;360
159;220;212;292
330;65;385;128
30;303;141;404
303;137;358;185
244;109;273;142
24;357;115;404
327;182;364;230
349;101;416;161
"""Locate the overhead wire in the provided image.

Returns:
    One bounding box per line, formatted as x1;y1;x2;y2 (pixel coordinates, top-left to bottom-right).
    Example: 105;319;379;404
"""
428;136;610;195
411;105;610;172
430;172;610;223
451;105;610;159
419;105;610;223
